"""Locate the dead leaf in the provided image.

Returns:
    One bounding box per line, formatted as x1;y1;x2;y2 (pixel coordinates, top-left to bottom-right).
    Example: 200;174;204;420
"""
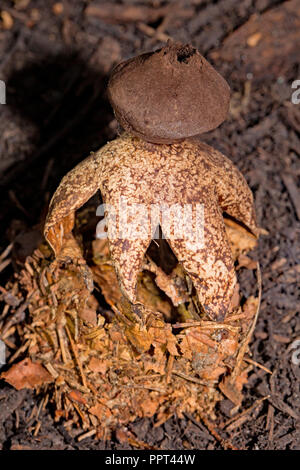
68;390;87;405
225;218;257;260
92;264;123;307
125;324;152;353
88;357;108;375
139;397;160;418
79;295;98;325
89;403;112;421
1;358;53;390
219;376;243;406
144;257;189;306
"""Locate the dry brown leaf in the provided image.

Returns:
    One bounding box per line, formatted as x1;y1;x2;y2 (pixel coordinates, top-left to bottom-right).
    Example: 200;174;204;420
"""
88;357;108;375
79;295;98;325
124;324;152;353
1;358;53;390
144;257;189;306
68;390;87;405
219;376;243;406
89;403;112;422
92;264;123;308
225;218;257;260
139;396;160;418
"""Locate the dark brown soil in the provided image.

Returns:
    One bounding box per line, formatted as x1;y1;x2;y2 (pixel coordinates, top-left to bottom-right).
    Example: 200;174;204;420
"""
0;0;299;450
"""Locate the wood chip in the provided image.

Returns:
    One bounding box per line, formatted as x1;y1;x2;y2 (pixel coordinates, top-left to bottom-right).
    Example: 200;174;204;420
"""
77;429;96;442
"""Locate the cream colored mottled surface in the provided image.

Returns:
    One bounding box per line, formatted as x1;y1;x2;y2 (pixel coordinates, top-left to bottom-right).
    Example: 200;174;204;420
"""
45;133;258;320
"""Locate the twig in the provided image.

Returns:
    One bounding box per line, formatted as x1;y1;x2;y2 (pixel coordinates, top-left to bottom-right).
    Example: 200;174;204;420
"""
65;324;87;388
172;370;212;387
85;4;169;23
268;396;299;420
33;420;41;437
134;373;163;381
266;404;274;442
154;412;174;428
165;355;174;384
0;243;13;262
57;326;68;364
71;400;88;425
77;429;96;442
221;395;270;430
1;337;16;350
231;262;262;381
173;321;239;332
0;259;11;273
8;339;30;363
197;412;239;450
9;190;32;220
123;384;166;393
26;405;38;424
243;356;272;374
44;362;59;379
64;378;90;394
224;313;249;322
36;397;45;420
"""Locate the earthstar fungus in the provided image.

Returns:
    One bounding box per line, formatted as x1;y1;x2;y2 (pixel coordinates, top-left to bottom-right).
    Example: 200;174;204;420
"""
45;43;259;323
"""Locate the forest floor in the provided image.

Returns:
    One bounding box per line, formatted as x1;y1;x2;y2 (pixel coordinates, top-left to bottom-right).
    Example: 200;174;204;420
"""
0;0;299;450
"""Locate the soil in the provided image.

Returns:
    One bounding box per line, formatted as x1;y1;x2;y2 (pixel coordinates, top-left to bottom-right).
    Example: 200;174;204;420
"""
0;0;299;450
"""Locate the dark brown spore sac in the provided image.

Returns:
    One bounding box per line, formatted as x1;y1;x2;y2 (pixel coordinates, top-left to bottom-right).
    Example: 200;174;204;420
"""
107;42;230;144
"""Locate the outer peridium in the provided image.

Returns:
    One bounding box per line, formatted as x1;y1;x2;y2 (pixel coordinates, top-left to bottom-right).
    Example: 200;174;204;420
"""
45;133;258;321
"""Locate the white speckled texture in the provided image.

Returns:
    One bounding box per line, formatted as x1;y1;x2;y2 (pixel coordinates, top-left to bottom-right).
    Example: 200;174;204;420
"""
45;133;258;320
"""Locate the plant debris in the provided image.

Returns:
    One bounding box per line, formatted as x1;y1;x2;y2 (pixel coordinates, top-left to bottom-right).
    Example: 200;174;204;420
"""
1;208;260;441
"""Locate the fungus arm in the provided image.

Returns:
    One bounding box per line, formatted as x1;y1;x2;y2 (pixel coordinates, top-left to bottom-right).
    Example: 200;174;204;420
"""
44;151;103;257
213;153;259;237
166;200;237;321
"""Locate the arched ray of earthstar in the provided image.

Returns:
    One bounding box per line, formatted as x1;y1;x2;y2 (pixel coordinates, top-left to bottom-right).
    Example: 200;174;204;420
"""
45;134;259;321
44;42;259;322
